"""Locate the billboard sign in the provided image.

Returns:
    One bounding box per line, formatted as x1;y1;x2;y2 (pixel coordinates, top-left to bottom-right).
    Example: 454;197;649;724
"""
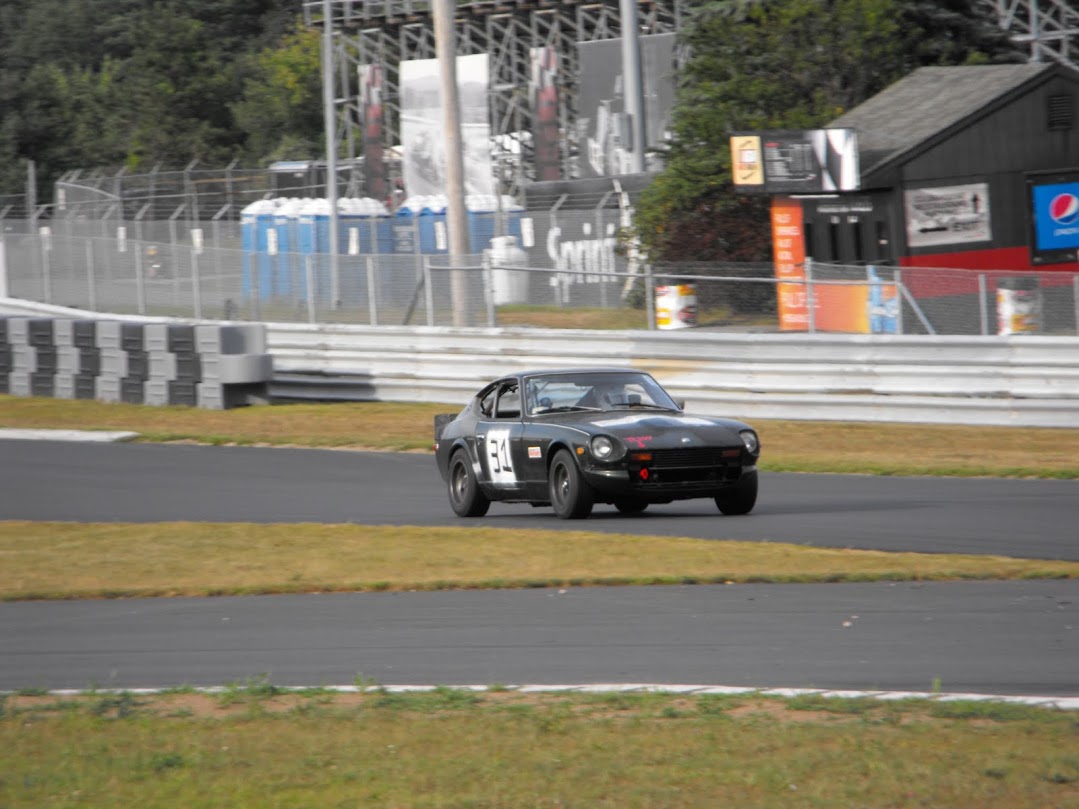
732;129;859;194
904;183;992;248
576;33;676;178
1028;173;1079;265
400;54;493;198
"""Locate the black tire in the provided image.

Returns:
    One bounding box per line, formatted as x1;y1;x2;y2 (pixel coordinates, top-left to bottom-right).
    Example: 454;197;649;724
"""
613;498;649;515
549;449;594;519
715;470;758;516
448;450;490;517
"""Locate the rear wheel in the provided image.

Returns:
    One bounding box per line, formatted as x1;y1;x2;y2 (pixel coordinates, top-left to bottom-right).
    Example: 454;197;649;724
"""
613;498;649;515
549;449;594;519
715;470;758;516
448;450;490;517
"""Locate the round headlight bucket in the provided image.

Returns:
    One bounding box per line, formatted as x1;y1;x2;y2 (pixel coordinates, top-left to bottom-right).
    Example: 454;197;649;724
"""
590;435;617;460
739;429;760;454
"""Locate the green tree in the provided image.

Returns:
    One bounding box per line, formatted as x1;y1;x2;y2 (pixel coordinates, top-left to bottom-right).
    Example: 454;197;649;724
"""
635;0;1025;263
232;27;324;163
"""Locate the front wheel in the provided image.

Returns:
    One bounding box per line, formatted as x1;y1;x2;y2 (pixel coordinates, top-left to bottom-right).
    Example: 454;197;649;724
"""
448;450;490;517
715;470;758;516
549;449;594;519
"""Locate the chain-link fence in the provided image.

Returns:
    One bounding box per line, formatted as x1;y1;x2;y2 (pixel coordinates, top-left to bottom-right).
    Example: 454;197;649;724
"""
3;171;1079;333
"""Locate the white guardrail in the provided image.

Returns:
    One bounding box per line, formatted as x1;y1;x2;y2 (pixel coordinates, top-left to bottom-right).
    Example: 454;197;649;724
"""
3;297;1078;427
266;322;1079;428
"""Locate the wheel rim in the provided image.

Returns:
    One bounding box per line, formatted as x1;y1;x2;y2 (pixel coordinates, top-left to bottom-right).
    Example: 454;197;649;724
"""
451;460;468;504
553;462;569;508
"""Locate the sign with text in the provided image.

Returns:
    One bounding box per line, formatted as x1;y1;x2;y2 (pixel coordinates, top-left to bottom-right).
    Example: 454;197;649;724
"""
1028;173;1079;265
733;129;859;194
905;183;992;248
771;197;808;331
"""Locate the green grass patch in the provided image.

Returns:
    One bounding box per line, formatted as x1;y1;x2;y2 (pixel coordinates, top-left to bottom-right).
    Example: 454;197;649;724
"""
1;689;1076;808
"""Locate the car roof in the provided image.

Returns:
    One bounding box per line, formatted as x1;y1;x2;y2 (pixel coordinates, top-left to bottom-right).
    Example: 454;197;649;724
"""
515;367;645;378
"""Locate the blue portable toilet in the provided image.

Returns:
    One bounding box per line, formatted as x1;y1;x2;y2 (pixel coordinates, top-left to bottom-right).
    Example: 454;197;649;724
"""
466;194;525;254
296;198;331;301
241;199;277;299
273;198;303;296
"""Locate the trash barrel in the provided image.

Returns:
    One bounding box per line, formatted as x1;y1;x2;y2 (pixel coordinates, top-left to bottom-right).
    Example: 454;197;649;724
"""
996;277;1041;335
655;284;699;330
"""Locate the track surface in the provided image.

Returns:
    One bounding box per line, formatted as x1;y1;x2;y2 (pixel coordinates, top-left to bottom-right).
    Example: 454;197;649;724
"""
2;440;1077;559
1;440;1076;695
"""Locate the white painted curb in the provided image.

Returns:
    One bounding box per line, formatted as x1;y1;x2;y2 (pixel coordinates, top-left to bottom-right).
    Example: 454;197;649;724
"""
11;684;1078;711
0;429;139;442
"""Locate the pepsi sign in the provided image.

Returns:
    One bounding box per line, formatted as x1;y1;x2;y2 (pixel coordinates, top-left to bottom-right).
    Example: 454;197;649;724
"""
1029;177;1079;265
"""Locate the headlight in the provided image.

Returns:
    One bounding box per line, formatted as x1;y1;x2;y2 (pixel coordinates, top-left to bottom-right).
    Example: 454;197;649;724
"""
739;430;760;454
590;435;621;460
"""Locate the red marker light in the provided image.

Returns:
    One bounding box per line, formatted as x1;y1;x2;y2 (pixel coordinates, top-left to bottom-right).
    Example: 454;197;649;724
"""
639;468;649;481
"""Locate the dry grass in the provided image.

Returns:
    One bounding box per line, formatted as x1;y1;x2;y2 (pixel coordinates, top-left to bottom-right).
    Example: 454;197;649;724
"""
1;521;1075;601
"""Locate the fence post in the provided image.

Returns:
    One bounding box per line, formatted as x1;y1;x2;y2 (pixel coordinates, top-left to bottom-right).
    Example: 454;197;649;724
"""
39;217;53;304
85;240;97;311
892;269;905;336
596;191;612;309
483;253;496;327
366;255;378;326
190;235;203;321
305;255;316;324
978;273;989;335
0;236;8;299
805;257;816;334
423;256;435;327
168;204;185;309
645;263;655;330
134;203;150;315
1074;275;1079;336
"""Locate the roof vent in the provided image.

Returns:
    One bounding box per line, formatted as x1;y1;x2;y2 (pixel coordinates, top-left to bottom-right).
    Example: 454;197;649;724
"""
1048;94;1073;131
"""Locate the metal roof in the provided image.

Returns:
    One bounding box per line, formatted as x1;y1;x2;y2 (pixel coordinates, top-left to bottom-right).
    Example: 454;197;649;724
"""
829;63;1063;180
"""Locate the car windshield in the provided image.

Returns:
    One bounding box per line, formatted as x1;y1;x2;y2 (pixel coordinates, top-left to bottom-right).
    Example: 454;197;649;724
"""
525;372;679;415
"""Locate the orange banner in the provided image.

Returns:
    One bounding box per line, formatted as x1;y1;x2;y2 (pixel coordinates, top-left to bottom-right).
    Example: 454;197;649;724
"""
770;197;808;331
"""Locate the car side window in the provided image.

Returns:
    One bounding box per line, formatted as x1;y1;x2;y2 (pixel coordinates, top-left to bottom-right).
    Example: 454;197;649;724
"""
495;382;520;419
478;388;497;417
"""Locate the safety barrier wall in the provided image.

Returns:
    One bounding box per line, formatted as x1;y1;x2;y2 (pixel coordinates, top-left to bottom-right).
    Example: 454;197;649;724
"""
0;313;273;409
265;322;1079;428
2;297;1077;427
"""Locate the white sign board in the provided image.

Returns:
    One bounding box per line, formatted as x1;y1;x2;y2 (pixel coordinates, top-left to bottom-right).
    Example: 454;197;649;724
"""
905;183;992;248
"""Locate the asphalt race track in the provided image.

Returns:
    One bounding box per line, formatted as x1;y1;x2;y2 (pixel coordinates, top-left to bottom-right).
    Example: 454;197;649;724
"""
1;439;1077;696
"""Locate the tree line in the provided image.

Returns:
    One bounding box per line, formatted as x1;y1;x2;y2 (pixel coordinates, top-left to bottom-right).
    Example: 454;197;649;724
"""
0;0;1022;262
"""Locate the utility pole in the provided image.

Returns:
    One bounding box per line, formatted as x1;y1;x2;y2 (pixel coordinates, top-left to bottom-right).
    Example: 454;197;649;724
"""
322;0;341;309
433;0;470;327
619;0;647;174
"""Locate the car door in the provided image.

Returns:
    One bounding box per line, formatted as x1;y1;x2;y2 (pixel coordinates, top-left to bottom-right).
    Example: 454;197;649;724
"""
476;379;525;495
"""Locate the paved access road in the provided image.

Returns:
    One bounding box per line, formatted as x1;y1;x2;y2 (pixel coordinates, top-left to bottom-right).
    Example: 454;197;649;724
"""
1;440;1076;559
1;440;1076;696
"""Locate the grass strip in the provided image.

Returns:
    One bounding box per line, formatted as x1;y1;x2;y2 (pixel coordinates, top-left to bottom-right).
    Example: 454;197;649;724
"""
1;521;1075;601
1;688;1076;809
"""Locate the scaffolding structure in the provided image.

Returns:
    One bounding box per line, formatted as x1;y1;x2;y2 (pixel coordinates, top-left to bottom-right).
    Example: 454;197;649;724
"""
981;0;1079;71
301;0;682;196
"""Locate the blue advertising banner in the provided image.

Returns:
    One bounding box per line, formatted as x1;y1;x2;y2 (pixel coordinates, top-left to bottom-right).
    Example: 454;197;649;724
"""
1029;177;1079;265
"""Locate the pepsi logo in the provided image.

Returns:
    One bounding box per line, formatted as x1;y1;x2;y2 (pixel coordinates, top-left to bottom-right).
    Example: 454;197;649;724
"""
1048;193;1079;226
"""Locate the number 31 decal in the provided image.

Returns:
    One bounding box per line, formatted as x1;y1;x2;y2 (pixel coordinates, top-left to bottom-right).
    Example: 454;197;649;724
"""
486;428;516;484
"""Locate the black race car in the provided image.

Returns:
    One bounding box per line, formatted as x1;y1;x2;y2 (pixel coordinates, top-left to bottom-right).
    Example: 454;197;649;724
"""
434;368;760;519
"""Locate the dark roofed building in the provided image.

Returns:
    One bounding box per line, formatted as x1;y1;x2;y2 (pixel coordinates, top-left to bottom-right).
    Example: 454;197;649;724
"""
798;63;1079;271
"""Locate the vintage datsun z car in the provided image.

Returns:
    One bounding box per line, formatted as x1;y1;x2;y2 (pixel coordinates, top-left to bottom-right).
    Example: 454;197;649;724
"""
434;368;760;519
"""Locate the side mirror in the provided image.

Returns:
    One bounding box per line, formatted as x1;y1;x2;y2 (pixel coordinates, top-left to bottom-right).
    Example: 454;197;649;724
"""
675;399;686;411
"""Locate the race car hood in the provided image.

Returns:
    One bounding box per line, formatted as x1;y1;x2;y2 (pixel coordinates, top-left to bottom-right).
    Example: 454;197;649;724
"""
563;411;751;449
